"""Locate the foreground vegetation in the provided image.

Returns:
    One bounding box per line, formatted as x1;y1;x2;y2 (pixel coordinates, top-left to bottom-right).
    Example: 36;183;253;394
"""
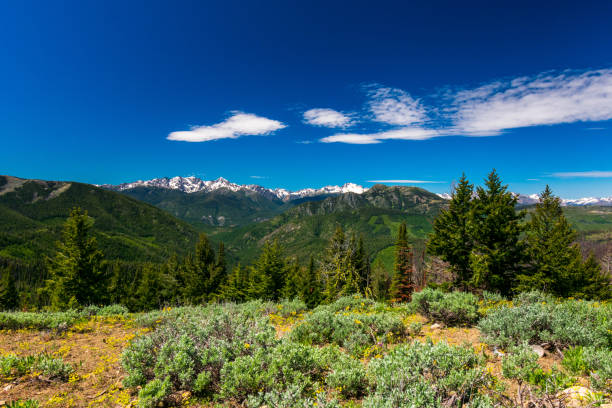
0;291;610;407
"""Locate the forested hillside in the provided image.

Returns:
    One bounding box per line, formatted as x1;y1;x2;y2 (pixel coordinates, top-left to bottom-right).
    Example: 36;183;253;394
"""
0;176;199;262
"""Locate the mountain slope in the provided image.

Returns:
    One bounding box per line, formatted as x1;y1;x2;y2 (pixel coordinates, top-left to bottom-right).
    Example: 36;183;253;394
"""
0;175;199;262
209;185;447;266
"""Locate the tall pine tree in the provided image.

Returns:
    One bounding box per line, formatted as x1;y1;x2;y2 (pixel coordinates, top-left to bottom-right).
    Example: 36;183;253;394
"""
519;186;611;299
390;222;414;302
469;170;524;295
300;257;321;307
42;207;104;310
428;174;474;289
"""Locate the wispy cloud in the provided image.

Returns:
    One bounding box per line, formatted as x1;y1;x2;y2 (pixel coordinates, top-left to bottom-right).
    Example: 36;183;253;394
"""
527;178;541;181
321;68;612;144
320;128;440;144
303;108;353;128
450;69;612;136
250;175;267;179
367;86;428;125
551;170;612;178
367;179;446;184
167;112;286;142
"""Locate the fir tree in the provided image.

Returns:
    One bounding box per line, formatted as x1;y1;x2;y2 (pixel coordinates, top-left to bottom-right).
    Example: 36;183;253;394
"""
300;257;321;307
249;241;286;300
321;226;361;301
43;207;104;310
519;187;611;299
219;264;250;302
183;233;217;303
469;170;524;295
370;259;391;301
0;266;19;310
428;173;474;289
390;222;414;302
517;186;577;293
282;260;301;299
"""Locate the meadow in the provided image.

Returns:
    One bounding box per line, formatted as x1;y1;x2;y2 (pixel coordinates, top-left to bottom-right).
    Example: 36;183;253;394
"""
0;290;610;408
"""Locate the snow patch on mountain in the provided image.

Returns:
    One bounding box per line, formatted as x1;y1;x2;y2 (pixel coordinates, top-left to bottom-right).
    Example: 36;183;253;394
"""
436;192;612;206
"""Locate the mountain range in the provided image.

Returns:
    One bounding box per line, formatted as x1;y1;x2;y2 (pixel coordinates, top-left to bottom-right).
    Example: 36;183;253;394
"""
3;174;612;272
106;176;612;207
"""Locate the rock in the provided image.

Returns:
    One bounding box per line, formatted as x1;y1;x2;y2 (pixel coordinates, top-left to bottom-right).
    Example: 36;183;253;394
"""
530;344;546;358
599;404;612;408
0;401;6;407
558;386;598;407
492;347;505;357
430;323;443;330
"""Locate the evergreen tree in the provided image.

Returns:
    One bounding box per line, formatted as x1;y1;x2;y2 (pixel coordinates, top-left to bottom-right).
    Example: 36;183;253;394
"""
321;226;361;301
428;173;474;289
517;186;577;293
353;236;370;291
390;222;414;302
300;257;321;307
219;264;250;302
519;186;611;299
42;207;104;310
282;260;301;299
249;240;286;300
183;233;217;303
370;259;391;301
469;170;524;295
0;266;19;310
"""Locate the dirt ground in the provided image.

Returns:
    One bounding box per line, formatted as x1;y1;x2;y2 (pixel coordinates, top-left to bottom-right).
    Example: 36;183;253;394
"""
0;316;147;407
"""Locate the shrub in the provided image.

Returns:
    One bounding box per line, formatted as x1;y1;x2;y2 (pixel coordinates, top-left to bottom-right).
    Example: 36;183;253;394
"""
246;385;341;408
502;344;573;395
315;345;367;398
276;298;308;317
0;310;83;330
364;340;492;407
478;297;611;350
411;288;480;326
122;303;278;405
220;341;324;401
0;353;73;381
6;401;40;408
581;347;612;390
561;346;587;375
290;304;404;356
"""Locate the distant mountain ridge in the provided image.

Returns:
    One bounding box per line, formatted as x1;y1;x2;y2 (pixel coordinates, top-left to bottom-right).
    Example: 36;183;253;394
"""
101;176;366;202
436;192;612;207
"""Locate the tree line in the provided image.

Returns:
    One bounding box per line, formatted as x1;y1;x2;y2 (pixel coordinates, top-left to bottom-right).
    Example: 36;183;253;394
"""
1;169;610;311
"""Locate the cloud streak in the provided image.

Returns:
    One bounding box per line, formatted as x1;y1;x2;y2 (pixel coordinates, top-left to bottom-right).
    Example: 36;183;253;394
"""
320;128;440;144
367;179;446;184
303;108;353;128
168;112;286;142
551;171;612;178
367;86;428;125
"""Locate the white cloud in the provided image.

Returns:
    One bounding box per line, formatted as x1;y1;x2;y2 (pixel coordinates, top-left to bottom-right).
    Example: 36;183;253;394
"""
167;112;286;142
367;87;428;125
320;128;440;144
367;179;445;184
250;175;267;179
451;69;612;135
551;171;612;178
303;108;353;128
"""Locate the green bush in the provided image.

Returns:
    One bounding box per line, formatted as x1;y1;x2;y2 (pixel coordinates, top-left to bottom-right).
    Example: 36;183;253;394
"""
5;401;40;408
0;310;83;330
411;288;480;326
246;385;341;408
0;353;73;380
502;344;573;393
122;303;278;405
478;297;611;350
290;303;404;356
582;347;612;390
220;341;324;401
364;340;492;407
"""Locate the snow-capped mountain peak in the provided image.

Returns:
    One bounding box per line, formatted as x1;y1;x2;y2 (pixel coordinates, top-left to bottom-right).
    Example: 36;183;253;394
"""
101;177;368;202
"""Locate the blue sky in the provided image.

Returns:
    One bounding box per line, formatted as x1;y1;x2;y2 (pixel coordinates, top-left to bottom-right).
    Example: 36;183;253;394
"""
1;0;612;197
